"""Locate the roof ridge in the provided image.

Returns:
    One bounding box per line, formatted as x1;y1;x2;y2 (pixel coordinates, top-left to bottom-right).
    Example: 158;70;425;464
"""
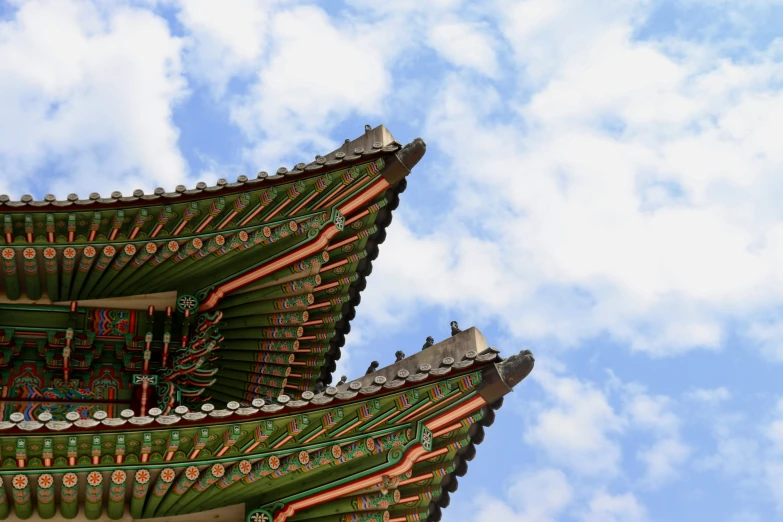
0;125;402;208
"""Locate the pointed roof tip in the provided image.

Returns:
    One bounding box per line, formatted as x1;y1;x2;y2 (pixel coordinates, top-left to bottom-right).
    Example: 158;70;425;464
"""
496;349;535;389
401;137;427;169
380;137;427;186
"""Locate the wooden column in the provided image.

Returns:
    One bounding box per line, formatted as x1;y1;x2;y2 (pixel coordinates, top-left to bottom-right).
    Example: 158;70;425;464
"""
84;471;103;520
10;474;32;520
36;474;55;519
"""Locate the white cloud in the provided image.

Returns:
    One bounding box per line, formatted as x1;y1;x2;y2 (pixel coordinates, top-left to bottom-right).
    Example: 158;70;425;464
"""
686;387;732;403
229;5;404;167
175;0;278;95
474;468;573;522
626;393;681;434
581;491;648;522
524;369;626;477
428;20;500;77
746;320;783;362
636;437;690;488
764;399;783;454
520;365;690;488
0;0;188;198
354;0;783;358
622;389;690;487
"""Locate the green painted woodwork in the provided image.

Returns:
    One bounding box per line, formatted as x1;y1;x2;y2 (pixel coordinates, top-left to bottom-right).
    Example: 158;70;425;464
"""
36;474;56;519
0;156;392;401
10;474;32;519
0;358;496;520
0;133;513;521
0;477;9;520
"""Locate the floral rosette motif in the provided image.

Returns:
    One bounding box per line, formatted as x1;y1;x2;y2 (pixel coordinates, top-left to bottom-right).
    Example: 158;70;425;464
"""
160;468;175;483
239;460;252;475
331;445;342;460
152;468;176;497
12;474;28;490
62;473;78;488
211;463;225;478
109;470;126;502
111;470;126;485
298;451;310;466
87;471;102;488
135;469;150;485
185;466;199;481
173;466;200;495
37;474;53;489
85;471;103;503
193;463;225;492
133;469;151;499
22;248;36;275
11;474;29;504
37;474;54;504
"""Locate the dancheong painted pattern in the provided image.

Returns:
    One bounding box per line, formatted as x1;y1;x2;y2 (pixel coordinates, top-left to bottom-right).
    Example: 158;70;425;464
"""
0;126;534;521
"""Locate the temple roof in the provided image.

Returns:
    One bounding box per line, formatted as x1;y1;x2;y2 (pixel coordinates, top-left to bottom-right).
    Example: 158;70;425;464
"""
0;126;426;395
0;326;534;522
0;126;403;208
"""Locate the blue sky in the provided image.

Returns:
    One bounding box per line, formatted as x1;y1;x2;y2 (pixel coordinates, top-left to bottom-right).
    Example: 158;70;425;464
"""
2;0;783;520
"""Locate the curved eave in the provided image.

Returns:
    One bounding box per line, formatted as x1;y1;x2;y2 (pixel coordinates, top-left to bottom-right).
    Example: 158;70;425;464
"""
0;126;403;210
320;176;407;386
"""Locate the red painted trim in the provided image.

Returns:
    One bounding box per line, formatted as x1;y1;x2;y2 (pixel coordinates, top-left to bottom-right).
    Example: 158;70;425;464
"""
332;419;362;438
199;178;391;311
302;428;325;444
243;441;261;454
194;215;214;234
150;224;164;238
216;211;238;230
239;205;266;227
433;422;463;438
272;435;292;449
273;445;428;522
397;472;433;487
288;192;319;217
273;393;487;522
172;219;190;236
199;226;337;310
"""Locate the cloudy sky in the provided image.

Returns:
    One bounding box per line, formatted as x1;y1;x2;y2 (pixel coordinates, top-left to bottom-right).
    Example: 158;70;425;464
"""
2;0;783;520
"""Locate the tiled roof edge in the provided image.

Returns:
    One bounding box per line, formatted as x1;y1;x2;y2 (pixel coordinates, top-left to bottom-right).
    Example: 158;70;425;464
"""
0;125;400;208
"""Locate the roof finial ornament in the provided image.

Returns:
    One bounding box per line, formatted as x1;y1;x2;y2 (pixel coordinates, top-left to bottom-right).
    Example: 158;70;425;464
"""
496;349;535;389
365;361;379;375
395;350;405;362
422;336;435;350
365;124;372;132
450;321;461;336
338;375;347;386
314;381;325;394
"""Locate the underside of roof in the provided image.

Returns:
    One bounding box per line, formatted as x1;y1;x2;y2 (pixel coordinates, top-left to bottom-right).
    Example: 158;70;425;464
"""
0;126;426;400
0;126;534;522
0;327;533;522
